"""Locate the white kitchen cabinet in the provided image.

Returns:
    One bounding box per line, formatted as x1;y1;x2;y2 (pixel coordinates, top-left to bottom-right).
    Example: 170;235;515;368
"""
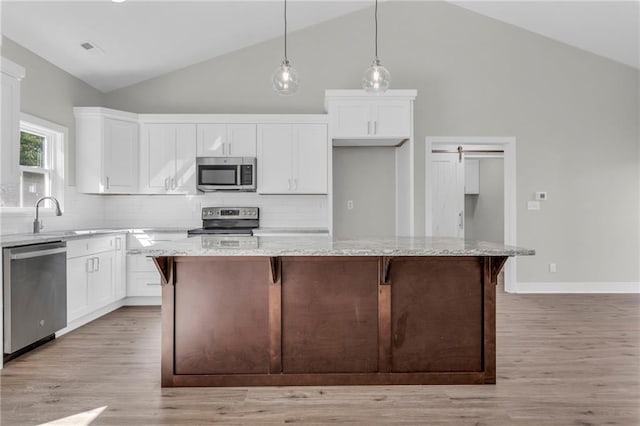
329;100;410;139
325;90;416;146
257;124;328;194
197;123;256;157
140;123;196;194
126;231;186;299
465;159;480;195
66;234;126;323
74;107;139;194
113;235;126;300
0;58;25;188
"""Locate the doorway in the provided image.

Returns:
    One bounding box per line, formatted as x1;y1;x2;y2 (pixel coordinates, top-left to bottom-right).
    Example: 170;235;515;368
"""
425;137;517;292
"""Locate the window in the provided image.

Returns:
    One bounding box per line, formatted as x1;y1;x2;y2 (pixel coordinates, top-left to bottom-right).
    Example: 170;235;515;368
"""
0;113;65;210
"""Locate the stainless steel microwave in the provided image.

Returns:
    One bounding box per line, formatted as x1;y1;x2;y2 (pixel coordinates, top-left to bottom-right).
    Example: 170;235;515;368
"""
196;157;256;192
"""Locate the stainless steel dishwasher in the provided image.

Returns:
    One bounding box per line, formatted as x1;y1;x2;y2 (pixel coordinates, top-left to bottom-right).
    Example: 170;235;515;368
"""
3;241;67;358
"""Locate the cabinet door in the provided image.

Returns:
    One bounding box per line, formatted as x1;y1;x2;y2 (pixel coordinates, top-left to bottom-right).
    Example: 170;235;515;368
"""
371;101;411;137
196;124;226;156
227;124;257;157
67;257;90;322
141;124;175;194
114;236;126;300
1;68;21;187
390;257;483;372
329;101;370;138
88;251;114;310
104;118;138;193
172;124;196;194
293;124;328;194
257;124;293;194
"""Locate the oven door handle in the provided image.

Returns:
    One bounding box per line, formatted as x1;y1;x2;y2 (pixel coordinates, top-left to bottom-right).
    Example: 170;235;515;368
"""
11;247;67;260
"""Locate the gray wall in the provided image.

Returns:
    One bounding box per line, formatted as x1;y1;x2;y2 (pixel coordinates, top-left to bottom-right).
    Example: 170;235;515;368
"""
1;37;105;186
333;147;396;238
465;158;504;243
98;1;638;284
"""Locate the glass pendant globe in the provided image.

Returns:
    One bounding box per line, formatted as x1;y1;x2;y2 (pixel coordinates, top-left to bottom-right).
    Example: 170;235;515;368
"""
272;59;299;96
362;59;390;93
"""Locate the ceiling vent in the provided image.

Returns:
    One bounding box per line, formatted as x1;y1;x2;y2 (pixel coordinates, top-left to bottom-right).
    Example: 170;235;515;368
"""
80;41;105;56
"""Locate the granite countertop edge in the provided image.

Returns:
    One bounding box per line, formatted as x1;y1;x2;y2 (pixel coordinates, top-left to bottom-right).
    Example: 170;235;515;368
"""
129;236;535;257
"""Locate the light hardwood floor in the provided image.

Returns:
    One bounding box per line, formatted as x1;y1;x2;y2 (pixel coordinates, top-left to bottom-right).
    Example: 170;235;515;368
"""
1;292;638;425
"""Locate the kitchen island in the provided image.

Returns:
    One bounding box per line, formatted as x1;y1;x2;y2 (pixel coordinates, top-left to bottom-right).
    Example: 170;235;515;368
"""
130;236;534;387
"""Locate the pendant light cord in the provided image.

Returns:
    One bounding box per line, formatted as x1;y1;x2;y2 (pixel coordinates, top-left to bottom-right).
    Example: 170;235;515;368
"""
374;0;378;60
284;0;288;60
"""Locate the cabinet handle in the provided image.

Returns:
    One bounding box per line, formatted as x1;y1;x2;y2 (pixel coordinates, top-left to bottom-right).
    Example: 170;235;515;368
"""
374;121;377;135
171;177;176;190
146;282;161;286
458;211;464;229
115;238;122;250
367;121;371;135
95;256;100;272
86;258;93;273
106;176;110;190
227;143;232;156
164;177;169;191
287;179;291;191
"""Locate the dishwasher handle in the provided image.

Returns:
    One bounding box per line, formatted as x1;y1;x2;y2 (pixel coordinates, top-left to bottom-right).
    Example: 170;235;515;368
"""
10;247;67;260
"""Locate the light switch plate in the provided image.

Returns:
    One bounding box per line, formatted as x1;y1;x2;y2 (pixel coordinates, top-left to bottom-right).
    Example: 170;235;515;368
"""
528;201;541;210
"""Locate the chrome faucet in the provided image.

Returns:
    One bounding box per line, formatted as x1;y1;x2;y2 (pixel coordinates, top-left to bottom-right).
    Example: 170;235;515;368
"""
33;196;62;233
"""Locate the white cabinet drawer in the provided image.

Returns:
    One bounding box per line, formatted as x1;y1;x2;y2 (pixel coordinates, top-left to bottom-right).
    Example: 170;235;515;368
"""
127;271;162;297
127;254;157;273
67;235;116;259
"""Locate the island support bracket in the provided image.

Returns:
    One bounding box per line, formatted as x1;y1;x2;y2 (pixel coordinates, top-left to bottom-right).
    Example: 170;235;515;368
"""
381;257;393;285
269;257;281;284
490;256;508;286
153;256;175;286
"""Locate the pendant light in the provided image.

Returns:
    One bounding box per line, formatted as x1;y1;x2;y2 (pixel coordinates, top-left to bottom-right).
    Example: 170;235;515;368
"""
362;0;390;92
272;0;299;95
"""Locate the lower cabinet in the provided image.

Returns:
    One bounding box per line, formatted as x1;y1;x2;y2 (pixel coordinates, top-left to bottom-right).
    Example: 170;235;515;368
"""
66;234;126;323
126;231;186;298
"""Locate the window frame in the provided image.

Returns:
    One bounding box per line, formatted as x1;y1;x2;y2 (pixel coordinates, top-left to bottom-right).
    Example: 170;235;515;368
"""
1;113;66;215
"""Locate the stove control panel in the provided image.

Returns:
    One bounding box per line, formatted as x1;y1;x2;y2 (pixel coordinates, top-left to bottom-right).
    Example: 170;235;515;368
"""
201;206;259;220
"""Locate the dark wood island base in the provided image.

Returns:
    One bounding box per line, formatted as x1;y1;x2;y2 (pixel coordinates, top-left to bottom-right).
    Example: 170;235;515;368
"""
154;255;508;387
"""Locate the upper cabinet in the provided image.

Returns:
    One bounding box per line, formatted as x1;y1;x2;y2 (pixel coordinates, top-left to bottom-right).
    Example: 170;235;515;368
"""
197;123;256;157
257;123;328;194
325;90;417;147
75;107;139;194
139;123;196;194
1;58;25;188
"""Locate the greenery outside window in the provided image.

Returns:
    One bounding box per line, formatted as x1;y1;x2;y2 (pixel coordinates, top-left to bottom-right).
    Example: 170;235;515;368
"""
1;113;65;211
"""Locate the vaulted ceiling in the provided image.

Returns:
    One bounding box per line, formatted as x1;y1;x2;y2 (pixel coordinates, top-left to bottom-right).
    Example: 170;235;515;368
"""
2;1;637;93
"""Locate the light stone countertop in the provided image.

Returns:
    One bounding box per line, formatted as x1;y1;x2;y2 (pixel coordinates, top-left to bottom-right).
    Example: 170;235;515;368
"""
0;228;187;248
128;235;535;257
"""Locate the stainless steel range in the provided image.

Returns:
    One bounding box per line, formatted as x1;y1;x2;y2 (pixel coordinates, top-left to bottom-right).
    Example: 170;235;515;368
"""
188;207;259;236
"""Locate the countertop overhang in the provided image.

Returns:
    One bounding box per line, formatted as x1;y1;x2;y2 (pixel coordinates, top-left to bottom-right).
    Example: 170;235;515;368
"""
128;236;535;257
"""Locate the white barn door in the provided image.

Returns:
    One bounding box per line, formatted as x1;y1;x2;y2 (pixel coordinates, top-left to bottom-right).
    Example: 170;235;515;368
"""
431;153;465;238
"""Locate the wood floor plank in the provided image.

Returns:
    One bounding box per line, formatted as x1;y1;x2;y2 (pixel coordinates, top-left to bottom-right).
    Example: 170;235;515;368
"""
1;293;638;425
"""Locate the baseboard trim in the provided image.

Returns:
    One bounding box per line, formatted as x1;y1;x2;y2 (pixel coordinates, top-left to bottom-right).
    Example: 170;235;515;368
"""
123;296;161;306
56;299;125;337
512;281;640;294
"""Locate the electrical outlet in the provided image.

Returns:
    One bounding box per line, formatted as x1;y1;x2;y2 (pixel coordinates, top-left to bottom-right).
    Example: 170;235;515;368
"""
549;263;557;273
536;192;547;201
527;201;540;210
347;200;354;210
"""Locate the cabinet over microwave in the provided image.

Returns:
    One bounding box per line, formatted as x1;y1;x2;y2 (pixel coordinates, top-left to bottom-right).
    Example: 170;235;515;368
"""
196;157;256;192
